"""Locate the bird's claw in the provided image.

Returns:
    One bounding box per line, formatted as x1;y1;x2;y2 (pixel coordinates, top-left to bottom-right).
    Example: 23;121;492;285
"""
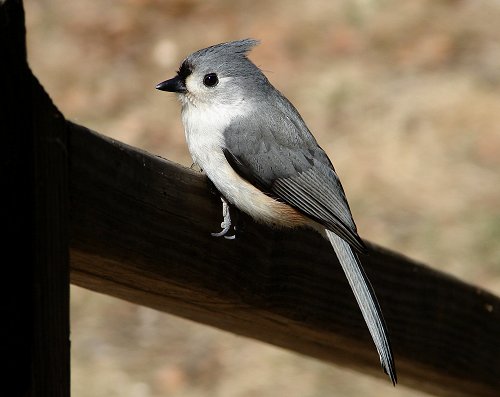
211;220;231;237
211;196;236;239
224;232;236;240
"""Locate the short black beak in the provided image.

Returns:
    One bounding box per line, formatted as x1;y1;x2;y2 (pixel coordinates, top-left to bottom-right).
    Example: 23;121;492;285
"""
155;75;186;93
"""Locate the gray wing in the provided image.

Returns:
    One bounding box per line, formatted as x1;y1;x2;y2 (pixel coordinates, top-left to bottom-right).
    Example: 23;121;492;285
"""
222;106;367;253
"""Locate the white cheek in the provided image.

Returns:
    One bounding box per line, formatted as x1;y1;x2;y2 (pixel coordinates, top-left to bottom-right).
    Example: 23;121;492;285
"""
184;75;201;99
184;76;237;103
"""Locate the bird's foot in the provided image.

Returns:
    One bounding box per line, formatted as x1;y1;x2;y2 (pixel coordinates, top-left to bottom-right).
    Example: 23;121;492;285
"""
211;196;236;239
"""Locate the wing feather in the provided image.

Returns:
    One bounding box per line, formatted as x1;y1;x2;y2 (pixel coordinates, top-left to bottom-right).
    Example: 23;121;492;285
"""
222;109;367;253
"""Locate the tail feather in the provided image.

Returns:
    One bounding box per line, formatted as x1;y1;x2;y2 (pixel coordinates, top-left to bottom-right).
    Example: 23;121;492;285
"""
326;230;397;385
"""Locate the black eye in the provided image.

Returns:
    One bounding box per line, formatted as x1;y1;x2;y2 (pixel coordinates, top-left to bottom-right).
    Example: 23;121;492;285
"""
203;73;219;87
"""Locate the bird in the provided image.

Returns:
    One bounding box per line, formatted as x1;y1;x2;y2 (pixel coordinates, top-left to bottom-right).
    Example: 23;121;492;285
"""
156;38;396;384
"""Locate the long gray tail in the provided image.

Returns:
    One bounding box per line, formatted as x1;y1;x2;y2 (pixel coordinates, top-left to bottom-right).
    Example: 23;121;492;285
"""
326;230;397;385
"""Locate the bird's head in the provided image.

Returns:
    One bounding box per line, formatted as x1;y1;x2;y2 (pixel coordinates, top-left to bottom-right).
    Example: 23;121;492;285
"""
156;39;268;108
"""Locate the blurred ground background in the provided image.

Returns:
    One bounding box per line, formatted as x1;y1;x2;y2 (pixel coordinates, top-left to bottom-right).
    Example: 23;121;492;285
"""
25;0;500;396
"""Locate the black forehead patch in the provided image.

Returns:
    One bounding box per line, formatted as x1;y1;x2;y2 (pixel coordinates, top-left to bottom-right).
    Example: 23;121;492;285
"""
177;61;192;81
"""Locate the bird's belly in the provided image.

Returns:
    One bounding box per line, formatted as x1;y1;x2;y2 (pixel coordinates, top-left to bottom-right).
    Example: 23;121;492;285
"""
194;148;308;229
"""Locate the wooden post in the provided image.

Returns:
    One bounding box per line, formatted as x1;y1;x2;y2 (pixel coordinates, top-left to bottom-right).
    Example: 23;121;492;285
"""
0;1;70;396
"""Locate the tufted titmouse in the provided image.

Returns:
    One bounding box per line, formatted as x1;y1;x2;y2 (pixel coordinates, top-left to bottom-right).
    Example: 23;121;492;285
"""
156;39;396;384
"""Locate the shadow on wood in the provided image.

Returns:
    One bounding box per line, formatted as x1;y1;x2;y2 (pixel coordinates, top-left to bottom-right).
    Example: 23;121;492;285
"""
68;122;500;397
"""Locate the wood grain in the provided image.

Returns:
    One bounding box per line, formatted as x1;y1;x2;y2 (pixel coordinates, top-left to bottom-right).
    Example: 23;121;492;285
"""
69;122;500;397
